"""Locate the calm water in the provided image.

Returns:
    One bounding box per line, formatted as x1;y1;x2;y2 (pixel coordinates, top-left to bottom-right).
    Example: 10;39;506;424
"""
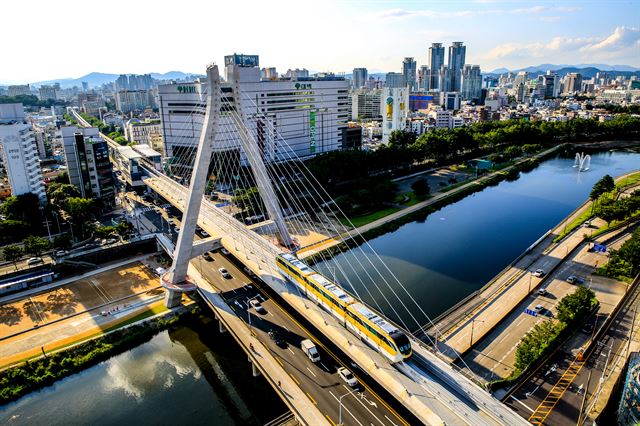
0;322;285;425
317;150;640;329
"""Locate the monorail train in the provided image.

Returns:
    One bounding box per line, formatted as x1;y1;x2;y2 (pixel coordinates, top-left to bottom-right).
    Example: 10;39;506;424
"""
276;253;412;362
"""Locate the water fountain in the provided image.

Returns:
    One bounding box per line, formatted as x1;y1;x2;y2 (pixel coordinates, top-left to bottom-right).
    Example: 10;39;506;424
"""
573;152;591;172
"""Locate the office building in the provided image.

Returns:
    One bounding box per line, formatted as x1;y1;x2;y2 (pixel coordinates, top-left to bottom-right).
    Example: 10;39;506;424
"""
461;65;482;101
158;55;349;173
440;92;460;110
385;72;405;88
382;87;409;144
402;58;417;90
351;89;382;121
7;85;31;97
539;71;560;99
0;104;46;202
61;126;114;208
564;73;583;94
352;68;368;89
115;90;155;113
448;42;466;92
427;43;445;91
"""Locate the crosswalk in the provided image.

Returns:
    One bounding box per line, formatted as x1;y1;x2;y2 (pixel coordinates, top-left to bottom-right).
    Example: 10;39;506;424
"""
528;355;586;425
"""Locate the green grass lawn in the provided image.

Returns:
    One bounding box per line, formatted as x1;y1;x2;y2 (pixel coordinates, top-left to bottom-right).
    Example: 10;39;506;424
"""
340;206;402;228
615;170;640;189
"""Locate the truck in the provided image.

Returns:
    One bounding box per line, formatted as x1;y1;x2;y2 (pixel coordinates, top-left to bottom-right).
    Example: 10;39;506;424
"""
301;339;320;363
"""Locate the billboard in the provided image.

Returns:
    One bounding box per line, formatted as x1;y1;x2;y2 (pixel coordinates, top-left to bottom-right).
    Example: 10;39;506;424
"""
309;111;316;153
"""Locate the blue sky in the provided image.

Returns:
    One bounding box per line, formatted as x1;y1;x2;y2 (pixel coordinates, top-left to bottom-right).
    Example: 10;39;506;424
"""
2;0;639;83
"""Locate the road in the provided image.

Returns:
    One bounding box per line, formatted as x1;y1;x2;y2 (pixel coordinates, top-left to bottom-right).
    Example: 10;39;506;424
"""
0;255;53;278
191;251;413;426
462;233;630;382
504;275;639;425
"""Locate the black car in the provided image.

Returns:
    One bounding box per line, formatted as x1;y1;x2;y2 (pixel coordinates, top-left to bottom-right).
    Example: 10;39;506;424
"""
202;252;213;261
268;330;287;348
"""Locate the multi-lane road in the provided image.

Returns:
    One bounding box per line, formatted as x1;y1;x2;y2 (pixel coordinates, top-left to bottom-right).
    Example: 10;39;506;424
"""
191;250;415;426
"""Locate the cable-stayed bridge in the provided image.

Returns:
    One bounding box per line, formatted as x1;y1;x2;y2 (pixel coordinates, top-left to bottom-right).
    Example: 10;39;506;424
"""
73;65;527;426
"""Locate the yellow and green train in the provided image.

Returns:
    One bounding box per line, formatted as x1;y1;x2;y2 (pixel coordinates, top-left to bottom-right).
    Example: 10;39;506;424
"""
276;253;412;362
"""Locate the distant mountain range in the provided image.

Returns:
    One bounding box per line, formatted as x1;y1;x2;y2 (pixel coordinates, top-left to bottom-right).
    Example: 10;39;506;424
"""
1;71;203;89
487;64;640;78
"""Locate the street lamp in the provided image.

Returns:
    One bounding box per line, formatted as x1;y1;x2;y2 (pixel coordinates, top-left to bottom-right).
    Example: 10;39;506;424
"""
528;270;533;293
470;319;485;347
338;392;349;426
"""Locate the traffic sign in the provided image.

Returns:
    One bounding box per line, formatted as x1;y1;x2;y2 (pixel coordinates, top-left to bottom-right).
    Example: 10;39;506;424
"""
524;308;538;317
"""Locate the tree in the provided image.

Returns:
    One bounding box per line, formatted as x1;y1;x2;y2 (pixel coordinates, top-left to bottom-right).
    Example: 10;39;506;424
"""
411;178;430;197
53;234;73;251
233;187;265;216
61;197;95;239
388;130;416;148
94;226;116;239
46;183;80;207
53;172;70;184
2;245;23;270
590;174;615;201
0;193;42;226
115;221;134;238
0;220;30;244
22;236;51;258
556;286;596;325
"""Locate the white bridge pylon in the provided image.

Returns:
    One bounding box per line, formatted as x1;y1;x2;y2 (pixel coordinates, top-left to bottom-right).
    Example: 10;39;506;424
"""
161;63;292;307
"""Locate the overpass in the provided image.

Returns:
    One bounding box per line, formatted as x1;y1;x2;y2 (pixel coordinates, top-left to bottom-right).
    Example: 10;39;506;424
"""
73;66;527;425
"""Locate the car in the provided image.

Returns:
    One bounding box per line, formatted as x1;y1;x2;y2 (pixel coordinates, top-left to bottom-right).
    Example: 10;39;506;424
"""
338;367;358;387
26;257;44;266
221;248;230;255
218;268;232;279
175;226;180;232
249;299;266;314
202;252;213;261
105;238;118;245
581;323;594;334
54;250;68;257
534;304;544;313
268;330;286;347
532;269;545;277
537;288;548;296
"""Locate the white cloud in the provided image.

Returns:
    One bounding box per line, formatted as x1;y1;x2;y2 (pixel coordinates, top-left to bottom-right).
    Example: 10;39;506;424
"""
370;5;577;20
484;26;639;67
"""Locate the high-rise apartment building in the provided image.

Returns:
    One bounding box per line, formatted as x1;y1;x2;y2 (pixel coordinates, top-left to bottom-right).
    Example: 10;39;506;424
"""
438;66;452;93
158;56;349;173
461;65;482;101
38;85;58;101
352;68;368;89
61;126;114;209
0;104;46;202
351;89;382;121
385;72;405;88
7;85;31;97
402;58;417;90
427;43;445;91
115;90;155;113
382;87;409;143
418;66;430;91
447;42;466;92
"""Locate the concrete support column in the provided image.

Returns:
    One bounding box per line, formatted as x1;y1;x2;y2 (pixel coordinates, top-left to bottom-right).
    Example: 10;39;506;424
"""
251;361;261;377
164;289;182;308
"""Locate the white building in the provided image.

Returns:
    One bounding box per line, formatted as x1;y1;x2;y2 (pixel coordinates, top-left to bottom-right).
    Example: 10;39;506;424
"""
381;87;409;143
435;110;452;129
115;90;155;113
124;118;162;146
157;60;349;169
351;89;382;121
0;104;46;202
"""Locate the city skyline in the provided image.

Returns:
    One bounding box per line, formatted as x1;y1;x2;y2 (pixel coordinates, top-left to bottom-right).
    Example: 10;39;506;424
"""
2;0;638;83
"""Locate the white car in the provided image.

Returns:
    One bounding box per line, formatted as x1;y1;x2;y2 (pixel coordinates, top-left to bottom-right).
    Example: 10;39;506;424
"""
534;304;544;313
221;248;230;255
337;367;358;387
249;299;266;314
26;257;44;266
218;268;232;279
532;269;545;277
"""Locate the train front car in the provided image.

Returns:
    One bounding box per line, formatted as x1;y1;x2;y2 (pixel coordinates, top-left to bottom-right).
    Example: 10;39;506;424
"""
389;330;412;359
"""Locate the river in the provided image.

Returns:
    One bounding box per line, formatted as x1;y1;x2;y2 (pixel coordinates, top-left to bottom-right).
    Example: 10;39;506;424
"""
315;149;640;330
0;319;286;425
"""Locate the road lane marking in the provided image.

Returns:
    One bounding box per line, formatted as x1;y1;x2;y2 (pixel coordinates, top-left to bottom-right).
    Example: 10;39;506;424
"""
306;392;317;405
275;357;284;367
329;391;365;426
289;372;300;385
341;385;386;426
385;415;399;426
320;362;329;371
510;395;535;413
287;347;295;355
325;414;337;426
306;367;317;378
